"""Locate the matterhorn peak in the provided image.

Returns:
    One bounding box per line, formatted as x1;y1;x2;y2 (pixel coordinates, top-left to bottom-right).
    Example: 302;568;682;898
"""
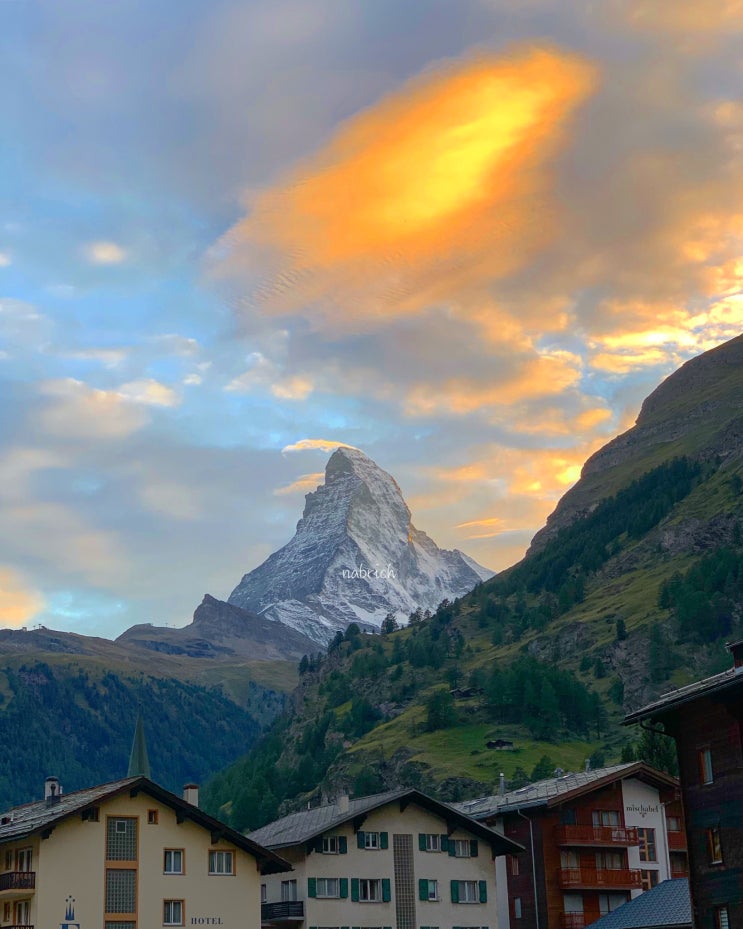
227;447;493;646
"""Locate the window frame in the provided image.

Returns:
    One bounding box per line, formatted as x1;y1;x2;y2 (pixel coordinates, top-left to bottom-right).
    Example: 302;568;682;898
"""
163;848;184;875
699;748;714;785
640;869;659;891
715;905;730;929
514;897;522;919
425;833;441;852
322;835;339;854
147;809;159;825
281;879;298;902
363;832;380;850
637;827;657;863
424;879;439;901
457;881;479;904
359;878;382;902
452;839;472;858
208;849;234;876
316;877;341;899
163;898;184;927
707;826;723;865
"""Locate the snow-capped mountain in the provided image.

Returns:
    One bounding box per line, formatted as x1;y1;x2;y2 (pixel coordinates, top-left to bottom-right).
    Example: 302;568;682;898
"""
227;447;493;646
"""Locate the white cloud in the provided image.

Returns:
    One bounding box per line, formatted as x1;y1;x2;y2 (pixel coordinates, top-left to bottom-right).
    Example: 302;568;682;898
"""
84;240;127;265
118;378;180;408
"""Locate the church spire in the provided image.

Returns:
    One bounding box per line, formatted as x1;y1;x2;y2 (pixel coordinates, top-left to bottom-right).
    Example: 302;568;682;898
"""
127;711;151;779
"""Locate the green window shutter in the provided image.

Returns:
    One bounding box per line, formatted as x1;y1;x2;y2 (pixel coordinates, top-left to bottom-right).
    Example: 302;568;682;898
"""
440;834;449;852
357;831;365;849
308;877;317;898
382;878;391;902
448;840;456;857
380;831;389;849
383;926;392;929
340;878;349;899
479;880;487;903
419;833;427;851
341;926;350;929
470;839;479;858
339;836;348;854
351;878;360;902
450;880;459;903
419;878;428;901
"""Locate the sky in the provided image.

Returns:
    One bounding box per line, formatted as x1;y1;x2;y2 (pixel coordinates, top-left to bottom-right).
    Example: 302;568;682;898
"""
1;0;742;637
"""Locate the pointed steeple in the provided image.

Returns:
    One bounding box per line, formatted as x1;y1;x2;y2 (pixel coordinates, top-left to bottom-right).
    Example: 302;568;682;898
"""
127;711;151;779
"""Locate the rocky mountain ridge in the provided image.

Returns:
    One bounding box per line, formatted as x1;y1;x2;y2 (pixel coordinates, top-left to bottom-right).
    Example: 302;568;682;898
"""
227;446;493;645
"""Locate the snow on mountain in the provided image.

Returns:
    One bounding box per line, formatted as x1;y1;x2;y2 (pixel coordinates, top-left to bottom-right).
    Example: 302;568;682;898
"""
227;447;494;646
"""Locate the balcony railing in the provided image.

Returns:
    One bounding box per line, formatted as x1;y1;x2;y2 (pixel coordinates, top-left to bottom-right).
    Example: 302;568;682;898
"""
555;825;639;847
558;867;642;890
667;831;687;851
0;872;35;892
561;914;589;929
261;901;304;922
7;925;33;929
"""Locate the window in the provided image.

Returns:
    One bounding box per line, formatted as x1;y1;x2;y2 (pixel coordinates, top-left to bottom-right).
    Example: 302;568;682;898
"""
453;839;473;857
317;878;340;898
16;848;32;871
3;851;10;871
667;815;682;832
164;849;183;874
715;906;730;929
107;818;137;861
323;836;339;854
699;748;714;784
423;834;441;852
637;828;656;862
640;870;659;891
105;869;136;914
514;898;522;919
164;899;184;926
282;880;298;902
360;878;382;902
592;810;620;827
596;851;623;870
452;881;485;904
707;827;723;864
147;809;159;825
599;894;628;915
83;806;100;822
2;903;10;922
419;879;439;901
106;924;136;929
364;832;380;849
261;884;267;904
209;850;234;875
510;855;519;876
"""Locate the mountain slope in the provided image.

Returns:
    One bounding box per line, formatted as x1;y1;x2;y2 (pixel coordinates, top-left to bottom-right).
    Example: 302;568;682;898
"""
228;447;493;645
203;335;743;832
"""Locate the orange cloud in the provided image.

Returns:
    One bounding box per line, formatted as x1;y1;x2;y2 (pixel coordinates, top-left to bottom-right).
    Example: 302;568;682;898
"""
217;45;596;329
0;567;43;628
274;472;325;496
281;438;358;454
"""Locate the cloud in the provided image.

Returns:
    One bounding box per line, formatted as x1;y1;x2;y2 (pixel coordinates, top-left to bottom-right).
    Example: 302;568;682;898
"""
274;471;325;495
0;252;11;268
215;44;596;329
0;567;43;628
281;438;359;454
38;379;150;438
225;352;314;400
83;240;127;264
118;379;180;408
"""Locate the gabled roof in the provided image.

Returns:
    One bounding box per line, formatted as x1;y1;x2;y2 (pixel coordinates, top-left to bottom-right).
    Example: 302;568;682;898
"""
0;776;290;875
587;879;691;928
624;665;743;724
248;787;522;855
454;762;679;819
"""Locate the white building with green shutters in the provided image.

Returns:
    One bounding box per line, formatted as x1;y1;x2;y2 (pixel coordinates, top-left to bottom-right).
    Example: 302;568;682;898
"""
248;787;521;929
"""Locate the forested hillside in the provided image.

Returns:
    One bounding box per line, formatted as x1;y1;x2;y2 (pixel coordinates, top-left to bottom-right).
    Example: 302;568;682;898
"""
203;446;743;832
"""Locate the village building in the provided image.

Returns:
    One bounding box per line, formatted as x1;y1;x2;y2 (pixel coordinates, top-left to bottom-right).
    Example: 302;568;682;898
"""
456;762;687;929
625;640;743;929
248;787;522;929
588;878;691;929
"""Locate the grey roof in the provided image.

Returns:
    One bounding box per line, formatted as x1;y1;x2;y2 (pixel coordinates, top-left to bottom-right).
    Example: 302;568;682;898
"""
0;776;291;875
587;879;691;929
454;763;677;819
624;665;743;724
248;787;522;855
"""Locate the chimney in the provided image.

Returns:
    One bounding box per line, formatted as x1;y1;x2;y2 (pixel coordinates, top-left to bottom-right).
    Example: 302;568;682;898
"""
499;773;505;796
337;793;350;814
585;758;592;772
726;641;743;670
45;776;62;805
183;784;199;807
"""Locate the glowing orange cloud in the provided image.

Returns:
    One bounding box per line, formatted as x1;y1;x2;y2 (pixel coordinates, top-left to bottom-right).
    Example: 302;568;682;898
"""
217;46;596;328
0;567;43;628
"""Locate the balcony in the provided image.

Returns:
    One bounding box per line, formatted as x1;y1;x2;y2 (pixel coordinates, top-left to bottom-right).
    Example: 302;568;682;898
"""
561;914;589;929
667;831;687;851
0;872;35;894
555;825;639;847
558;868;642;890
7;925;33;929
261;901;304;922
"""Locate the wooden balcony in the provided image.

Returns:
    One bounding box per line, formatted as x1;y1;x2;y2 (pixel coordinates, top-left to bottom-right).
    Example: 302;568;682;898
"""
555;825;639;847
558;867;642;890
561;914;589;929
261;901;304;922
667;831;687;851
7;925;33;929
0;871;35;895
